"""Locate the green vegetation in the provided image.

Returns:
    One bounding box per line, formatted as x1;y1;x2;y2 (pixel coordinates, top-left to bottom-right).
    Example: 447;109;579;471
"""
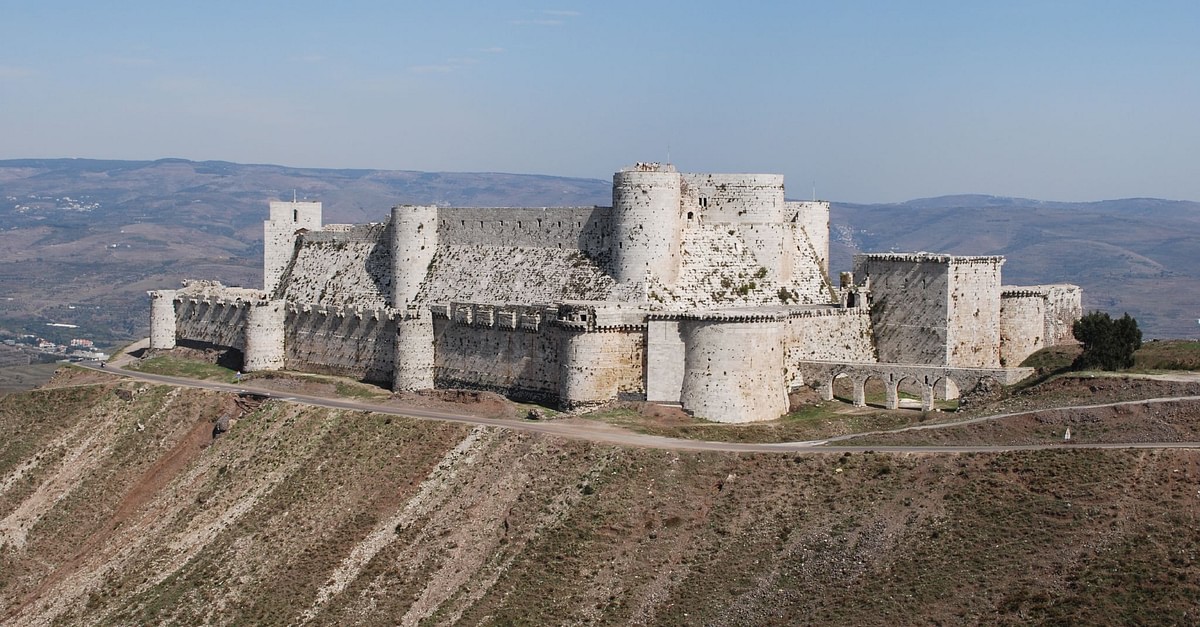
128;355;237;381
1134;339;1200;371
1072;311;1142;370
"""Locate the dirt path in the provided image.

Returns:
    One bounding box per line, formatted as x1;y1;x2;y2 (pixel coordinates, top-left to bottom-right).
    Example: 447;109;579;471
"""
76;361;1200;455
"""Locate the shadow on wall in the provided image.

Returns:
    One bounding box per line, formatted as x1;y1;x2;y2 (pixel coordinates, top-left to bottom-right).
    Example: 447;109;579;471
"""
176;339;246;371
579;209;612;265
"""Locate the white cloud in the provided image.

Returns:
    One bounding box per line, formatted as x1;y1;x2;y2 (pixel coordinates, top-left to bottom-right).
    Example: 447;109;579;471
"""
543;10;581;17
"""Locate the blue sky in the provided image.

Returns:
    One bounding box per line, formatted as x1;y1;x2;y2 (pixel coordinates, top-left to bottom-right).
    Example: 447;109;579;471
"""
2;1;1197;203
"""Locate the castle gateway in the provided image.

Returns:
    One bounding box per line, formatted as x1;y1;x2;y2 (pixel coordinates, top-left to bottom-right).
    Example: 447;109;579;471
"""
149;163;1082;422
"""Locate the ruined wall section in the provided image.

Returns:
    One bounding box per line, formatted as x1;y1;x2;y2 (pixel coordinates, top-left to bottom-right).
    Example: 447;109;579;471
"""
854;254;951;365
277;224;392;310
283;306;398;384
946;258;1003;368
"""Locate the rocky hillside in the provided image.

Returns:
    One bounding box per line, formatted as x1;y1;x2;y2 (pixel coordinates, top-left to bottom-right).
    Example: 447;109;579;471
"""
1;372;1197;625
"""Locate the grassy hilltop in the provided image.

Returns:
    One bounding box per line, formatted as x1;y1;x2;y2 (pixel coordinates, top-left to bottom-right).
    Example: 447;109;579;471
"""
1;368;1199;625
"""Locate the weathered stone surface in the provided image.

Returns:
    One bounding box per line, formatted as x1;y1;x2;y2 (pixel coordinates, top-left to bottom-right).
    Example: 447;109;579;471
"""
154;164;1082;424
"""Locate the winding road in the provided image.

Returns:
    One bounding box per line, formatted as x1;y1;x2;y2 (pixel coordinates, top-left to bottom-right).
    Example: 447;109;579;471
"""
78;345;1200;455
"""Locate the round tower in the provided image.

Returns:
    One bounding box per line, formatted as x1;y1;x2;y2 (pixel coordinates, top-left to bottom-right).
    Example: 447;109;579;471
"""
390;205;439;307
394;309;435;391
243;300;286;372
610;164;684;286
678;318;787;423
148;290;177;350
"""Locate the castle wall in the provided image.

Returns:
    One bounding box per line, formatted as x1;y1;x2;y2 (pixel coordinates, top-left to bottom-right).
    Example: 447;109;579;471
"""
559;329;645;407
679;318;787;423
646;321;686;402
174;298;248;350
946;259;1003;367
431;304;564;403
999;284;1083;366
279;225;392;309
1041;284;1083;345
783;308;876;370
283;307;397;384
854;255;951;365
395;311;435;391
682;173;786;224
611;167;684;285
999;293;1045;367
149;290;177;349
243;301;286;371
436;206;609;255
788;201;831;277
391;205;438;307
264;201;322;294
416;245;630;305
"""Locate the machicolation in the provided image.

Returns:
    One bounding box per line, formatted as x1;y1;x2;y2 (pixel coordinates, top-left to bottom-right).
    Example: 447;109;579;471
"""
149;163;1083;422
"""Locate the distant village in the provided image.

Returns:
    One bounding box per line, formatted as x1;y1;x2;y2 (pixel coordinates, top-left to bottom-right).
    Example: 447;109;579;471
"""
0;331;109;367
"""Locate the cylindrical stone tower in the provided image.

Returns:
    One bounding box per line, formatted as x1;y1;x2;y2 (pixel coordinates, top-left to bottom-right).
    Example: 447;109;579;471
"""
242;300;286;372
679;318;787;423
610;164;684;286
390;205;439;308
394;309;435;391
558;330;616;408
148;290;177;349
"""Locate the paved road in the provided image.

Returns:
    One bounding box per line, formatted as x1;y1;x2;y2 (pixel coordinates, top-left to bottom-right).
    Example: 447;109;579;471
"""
76;360;1200;455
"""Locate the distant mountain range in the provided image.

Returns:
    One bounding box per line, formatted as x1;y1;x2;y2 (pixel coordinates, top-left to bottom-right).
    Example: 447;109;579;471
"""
1;158;1196;343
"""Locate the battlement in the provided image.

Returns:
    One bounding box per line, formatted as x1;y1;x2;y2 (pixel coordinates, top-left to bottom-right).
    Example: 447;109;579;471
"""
151;162;1082;424
858;252;1006;265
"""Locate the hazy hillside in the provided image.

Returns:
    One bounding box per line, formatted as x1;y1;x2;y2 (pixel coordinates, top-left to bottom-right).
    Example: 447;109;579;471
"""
830;195;1200;339
1;375;1197;625
2;159;1196;344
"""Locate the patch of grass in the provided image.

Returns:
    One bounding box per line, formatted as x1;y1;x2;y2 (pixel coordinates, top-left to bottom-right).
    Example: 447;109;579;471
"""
581;402;929;444
128;355;236;381
1134;339;1200;371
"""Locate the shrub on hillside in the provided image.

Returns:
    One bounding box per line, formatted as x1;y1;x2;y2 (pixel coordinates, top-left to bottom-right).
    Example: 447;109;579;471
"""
1072;311;1142;371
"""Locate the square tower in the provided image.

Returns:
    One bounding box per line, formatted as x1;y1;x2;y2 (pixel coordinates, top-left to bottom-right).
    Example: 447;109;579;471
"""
854;253;1004;367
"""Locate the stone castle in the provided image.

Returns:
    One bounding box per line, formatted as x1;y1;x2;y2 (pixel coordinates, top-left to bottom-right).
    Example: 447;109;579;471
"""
148;163;1082;423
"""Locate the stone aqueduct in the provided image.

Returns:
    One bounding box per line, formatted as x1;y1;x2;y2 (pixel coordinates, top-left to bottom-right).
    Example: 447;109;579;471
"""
793;360;1034;411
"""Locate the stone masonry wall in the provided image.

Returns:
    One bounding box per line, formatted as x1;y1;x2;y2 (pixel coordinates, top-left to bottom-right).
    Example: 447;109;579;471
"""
560;329;646;406
432;311;564;403
679;318;788;423
436;206;609;255
854;255;951;365
784;307;876;367
284;307;397;384
418;245;636;305
999;293;1045;367
947;259;1003;368
279;225;392;309
174;299;248;350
